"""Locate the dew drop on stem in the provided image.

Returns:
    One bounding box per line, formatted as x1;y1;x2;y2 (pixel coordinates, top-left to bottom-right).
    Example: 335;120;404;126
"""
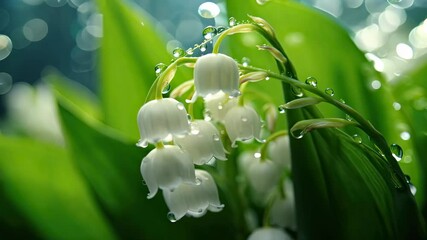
203;26;217;40
325;88;335;96
172;47;185;58
305;76;317;87
241;57;250;67
200;43;207;52
229;17;237;27
278;105;286;114
291;86;303;97
154;63;167;76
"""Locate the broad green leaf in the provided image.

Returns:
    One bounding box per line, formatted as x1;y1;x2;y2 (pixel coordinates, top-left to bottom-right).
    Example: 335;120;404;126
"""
225;1;423;203
97;0;170;139
0;136;116;240
392;61;427;220
55;85;236;239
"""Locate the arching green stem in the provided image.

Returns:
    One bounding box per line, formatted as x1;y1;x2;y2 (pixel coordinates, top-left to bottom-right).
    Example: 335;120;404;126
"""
260;130;287;161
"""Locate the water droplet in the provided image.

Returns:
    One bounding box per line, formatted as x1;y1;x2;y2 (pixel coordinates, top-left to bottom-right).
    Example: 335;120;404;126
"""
345;114;353;121
352;134;362;144
187;114;193;121
228;17;237;27
256;0;270;5
291;86;303;97
198;2;220;19
400;131;411;141
305;76;317;87
216;26;226;33
213;134;220;141
392;102;401;111
154;63;167;76
212;204;225;211
339;99;346;104
191;125;200;135
172;47;185;58
291;130;305;139
0;35;13;61
265;77;270;81
142;179;146;185
241;117;248;122
195;177;202;185
325;88;335;96
203;26;217;40
241;57;250;67
186;48;194;55
176;102;185;110
167;212;177;222
278;105;286;114
162;83;171;94
229;90;241;98
253;152;261;158
217;104;223;110
0;72;13;95
390;143;403;161
200;43;207;52
204;110;212;121
136;139;148;148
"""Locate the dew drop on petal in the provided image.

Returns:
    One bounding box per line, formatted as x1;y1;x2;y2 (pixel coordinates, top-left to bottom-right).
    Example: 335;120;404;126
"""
142;179;147;185
173;47;185;58
167;212;177;222
154;63;167;76
198;2;220;19
325;88;335;96
390;143;403;161
229;90;241;98
241;117;248;122
176;102;185;110
213;134;220;141
195;177;202;185
204;110;212;121
136;139;148;148
352;134;362;144
202;26;217;40
191;125;200;135
291;86;303;97
228;17;237;27
305;76;317;87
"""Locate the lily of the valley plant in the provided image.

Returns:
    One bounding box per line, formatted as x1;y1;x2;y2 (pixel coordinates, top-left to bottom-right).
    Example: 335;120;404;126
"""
136;16;426;239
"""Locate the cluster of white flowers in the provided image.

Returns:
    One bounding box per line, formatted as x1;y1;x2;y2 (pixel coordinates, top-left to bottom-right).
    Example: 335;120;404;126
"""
137;52;295;238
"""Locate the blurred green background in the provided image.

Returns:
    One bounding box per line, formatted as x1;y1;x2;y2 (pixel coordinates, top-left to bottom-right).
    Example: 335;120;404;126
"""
0;0;426;239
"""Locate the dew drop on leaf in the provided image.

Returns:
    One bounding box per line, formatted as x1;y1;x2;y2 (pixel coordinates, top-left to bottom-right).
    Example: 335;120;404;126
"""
352;134;362;144
390;143;403;161
305;76;317;87
325;88;335;96
202;26;217;40
213;134;220;141
256;0;270;5
176;102;185;110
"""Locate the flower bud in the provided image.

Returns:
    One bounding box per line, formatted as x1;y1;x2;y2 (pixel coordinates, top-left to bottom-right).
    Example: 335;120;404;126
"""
137;98;190;146
247;227;292;240
194;53;239;98
140;145;196;199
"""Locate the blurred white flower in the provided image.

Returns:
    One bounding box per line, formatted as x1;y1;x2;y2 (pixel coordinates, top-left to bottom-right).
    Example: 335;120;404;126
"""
270;179;297;230
247;227;292;240
140;145;196;199
223;105;262;147
174;120;226;165
268;135;292;169
163;169;223;221
137;98;189;146
247;157;281;196
204;90;237;122
5;82;63;143
194;53;239;98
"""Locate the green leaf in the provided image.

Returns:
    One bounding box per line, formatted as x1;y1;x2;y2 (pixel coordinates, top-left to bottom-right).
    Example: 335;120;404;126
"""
97;0;170;139
225;0;423;203
0;136;116;240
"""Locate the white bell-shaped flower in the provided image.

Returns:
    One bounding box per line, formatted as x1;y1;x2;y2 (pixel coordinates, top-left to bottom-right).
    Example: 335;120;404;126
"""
163;169;223;221
194;53;239;98
140;145;196;199
204;90;238;122
270;179;297;230
223;105;262;147
174;120;226;165
268;135;292;169
137;98;190;146
247;157;281;196
247;227;292;240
